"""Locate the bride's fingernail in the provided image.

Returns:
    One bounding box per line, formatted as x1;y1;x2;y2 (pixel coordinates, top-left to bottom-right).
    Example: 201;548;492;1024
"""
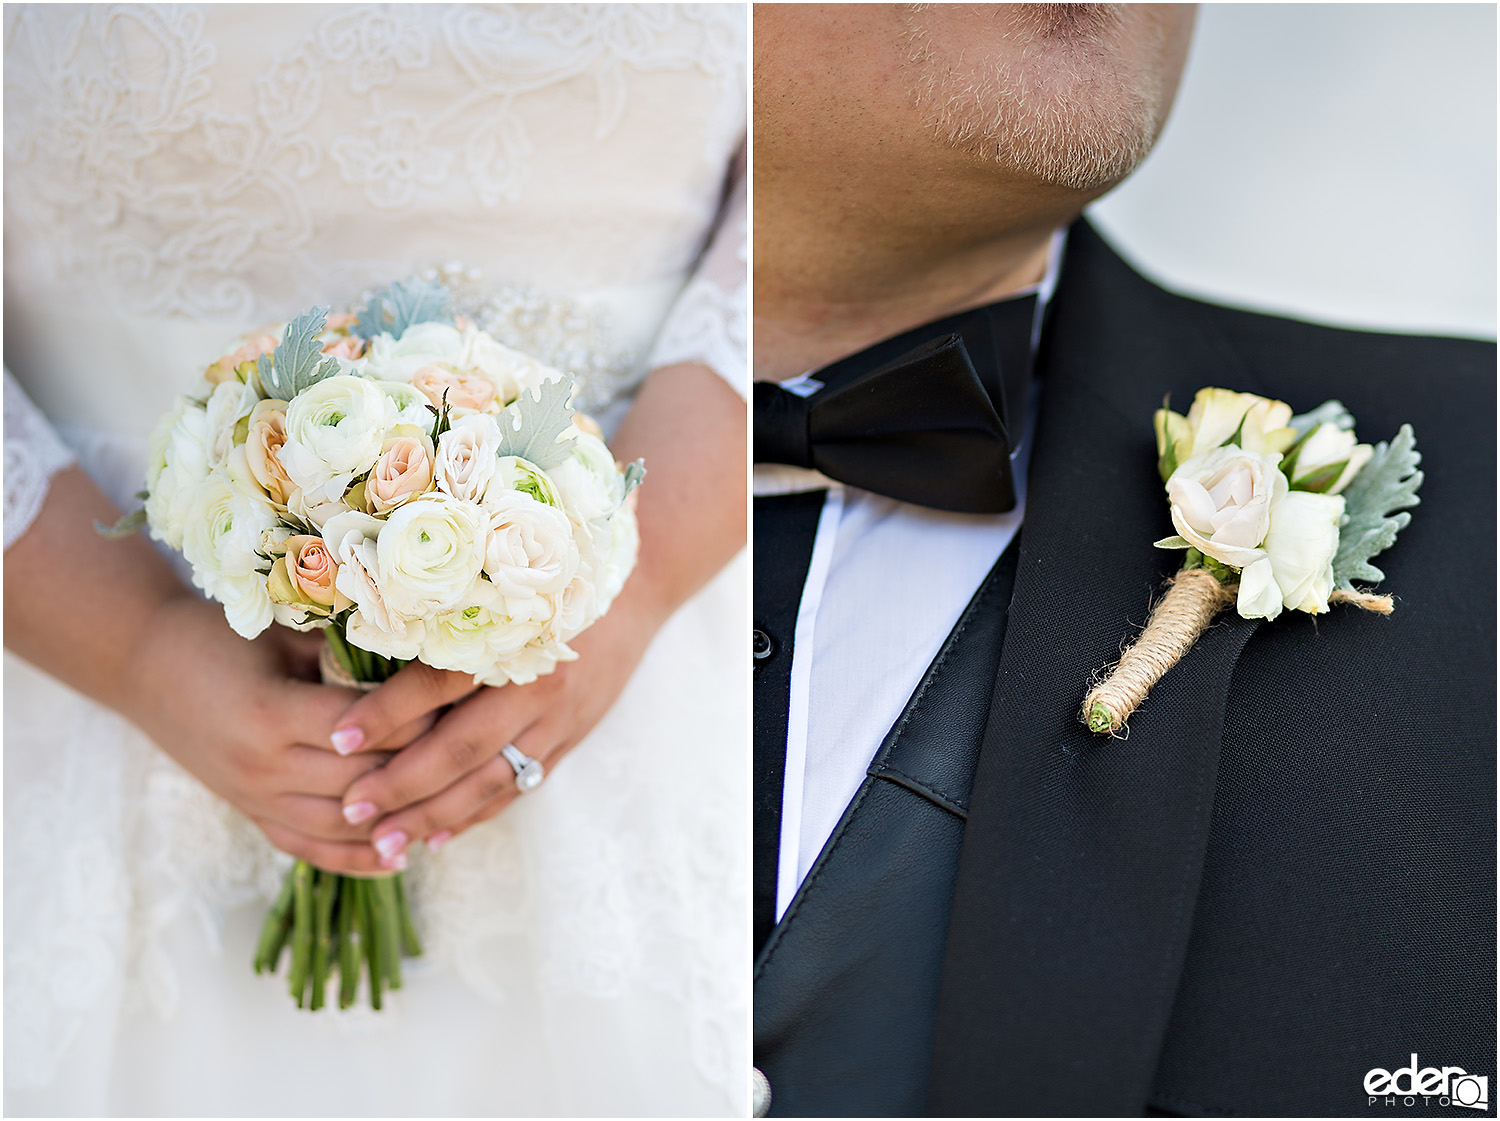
426;830;453;853
374;830;408;860
379;852;408;872
343;801;378;825
331;727;364;755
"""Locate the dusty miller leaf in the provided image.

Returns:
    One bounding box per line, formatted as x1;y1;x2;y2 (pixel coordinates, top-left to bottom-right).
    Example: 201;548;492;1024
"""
1289;399;1356;437
621;459;646;499
1332;424;1422;589
495;377;577;469
355;277;453;341
257;306;341;399
95;509;147;538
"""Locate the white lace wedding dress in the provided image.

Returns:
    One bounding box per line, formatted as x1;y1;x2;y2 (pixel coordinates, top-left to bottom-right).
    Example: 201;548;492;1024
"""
2;5;747;1116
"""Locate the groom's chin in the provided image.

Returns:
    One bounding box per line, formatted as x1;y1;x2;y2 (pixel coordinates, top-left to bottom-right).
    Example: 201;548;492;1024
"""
900;3;1197;194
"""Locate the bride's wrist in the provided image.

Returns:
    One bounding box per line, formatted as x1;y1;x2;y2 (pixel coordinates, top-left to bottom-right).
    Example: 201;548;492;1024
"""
113;591;215;728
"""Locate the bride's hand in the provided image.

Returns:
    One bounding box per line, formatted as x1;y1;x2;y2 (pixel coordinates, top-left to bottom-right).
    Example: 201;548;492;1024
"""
326;581;664;866
328;362;746;866
4;467;429;876
122;595;433;875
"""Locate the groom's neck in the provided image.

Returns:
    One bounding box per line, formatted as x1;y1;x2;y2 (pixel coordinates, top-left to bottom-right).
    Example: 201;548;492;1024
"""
752;168;1091;382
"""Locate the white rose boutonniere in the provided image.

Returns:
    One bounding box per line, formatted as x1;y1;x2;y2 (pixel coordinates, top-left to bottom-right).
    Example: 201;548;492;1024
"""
1083;388;1421;735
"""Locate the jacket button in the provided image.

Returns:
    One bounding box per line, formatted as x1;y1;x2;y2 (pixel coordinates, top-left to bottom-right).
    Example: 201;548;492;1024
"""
752;1066;771;1117
753;626;775;662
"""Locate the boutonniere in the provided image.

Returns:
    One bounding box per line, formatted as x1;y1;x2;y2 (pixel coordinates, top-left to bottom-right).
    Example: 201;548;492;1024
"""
1083;388;1420;735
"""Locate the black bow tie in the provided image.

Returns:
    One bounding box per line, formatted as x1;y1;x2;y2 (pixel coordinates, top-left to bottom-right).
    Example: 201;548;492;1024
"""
753;295;1038;513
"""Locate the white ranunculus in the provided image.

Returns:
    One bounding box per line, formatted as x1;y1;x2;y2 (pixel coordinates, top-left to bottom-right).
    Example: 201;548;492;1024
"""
377;379;439;429
435;414;503;504
203;378;259;468
362;322;468;384
548;431;623;522
280;374;393;499
419;579;548;676
1290;423;1373;496
1166;446;1287;570
1264;490;1345;615
487;455;563;508
482;639;579;688
346;604;426;661
376;493;488;618
462;328;563;405
482;490;579;598
593;503;640;615
181;471;277;638
145;398;211;551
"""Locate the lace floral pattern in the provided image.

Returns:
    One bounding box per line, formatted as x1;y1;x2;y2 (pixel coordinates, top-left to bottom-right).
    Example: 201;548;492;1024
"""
3;371;76;550
4;4;745;330
649;151;748;396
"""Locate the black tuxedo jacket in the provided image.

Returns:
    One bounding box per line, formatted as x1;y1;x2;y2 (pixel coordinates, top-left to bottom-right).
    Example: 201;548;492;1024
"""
753;221;1495;1117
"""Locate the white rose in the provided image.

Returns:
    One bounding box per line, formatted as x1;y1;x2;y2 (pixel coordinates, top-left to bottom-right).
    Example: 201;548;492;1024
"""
323;510;425;657
548;431;623;522
1263;490;1345;616
419;579;549;676
181;471;277;638
145;397;211;550
546;576;597;644
376;493;488;617
435;414;503;504
280;374;393;499
1166;446;1287;570
482;490;579;598
1289;423;1373;495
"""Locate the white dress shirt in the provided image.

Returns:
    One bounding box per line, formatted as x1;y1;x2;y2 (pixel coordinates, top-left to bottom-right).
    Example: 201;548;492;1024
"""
754;232;1064;918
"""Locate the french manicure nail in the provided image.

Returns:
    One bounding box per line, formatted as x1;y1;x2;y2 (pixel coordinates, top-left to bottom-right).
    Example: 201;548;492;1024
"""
331;727;364;755
426;830;453;853
374;830;408;860
379;852;408;872
343;801;378;825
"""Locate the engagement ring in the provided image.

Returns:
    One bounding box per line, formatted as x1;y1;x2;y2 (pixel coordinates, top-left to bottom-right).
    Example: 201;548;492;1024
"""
501;745;545;793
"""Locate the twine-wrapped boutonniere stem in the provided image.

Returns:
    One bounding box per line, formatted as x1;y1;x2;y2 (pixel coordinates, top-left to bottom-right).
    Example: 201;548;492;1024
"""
1081;390;1420;736
1084;568;1233;734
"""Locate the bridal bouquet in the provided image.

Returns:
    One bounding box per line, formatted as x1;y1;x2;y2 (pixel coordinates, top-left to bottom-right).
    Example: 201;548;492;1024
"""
111;278;643;1009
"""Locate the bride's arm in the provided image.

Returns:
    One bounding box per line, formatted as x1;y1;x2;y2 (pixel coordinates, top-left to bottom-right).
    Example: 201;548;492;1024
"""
4;381;410;875
329;152;748;865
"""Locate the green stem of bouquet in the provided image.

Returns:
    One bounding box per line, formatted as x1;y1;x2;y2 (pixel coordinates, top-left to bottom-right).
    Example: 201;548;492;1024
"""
252;627;421;1012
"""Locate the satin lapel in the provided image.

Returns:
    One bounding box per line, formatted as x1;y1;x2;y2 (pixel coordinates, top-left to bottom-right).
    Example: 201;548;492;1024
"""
927;222;1270;1117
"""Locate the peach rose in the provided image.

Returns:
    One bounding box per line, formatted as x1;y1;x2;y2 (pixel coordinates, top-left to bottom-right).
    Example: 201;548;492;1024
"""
411;363;498;413
205;329;280;386
322;335;365;361
326;312;360;332
267;533;352;624
245;400;297;506
367;433;436;513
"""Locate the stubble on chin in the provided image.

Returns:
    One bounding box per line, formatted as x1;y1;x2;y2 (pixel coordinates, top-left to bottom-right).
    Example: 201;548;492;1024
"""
901;3;1167;192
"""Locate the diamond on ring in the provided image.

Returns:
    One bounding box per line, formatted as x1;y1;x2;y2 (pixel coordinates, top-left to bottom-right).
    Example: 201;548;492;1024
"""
500;745;545;792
